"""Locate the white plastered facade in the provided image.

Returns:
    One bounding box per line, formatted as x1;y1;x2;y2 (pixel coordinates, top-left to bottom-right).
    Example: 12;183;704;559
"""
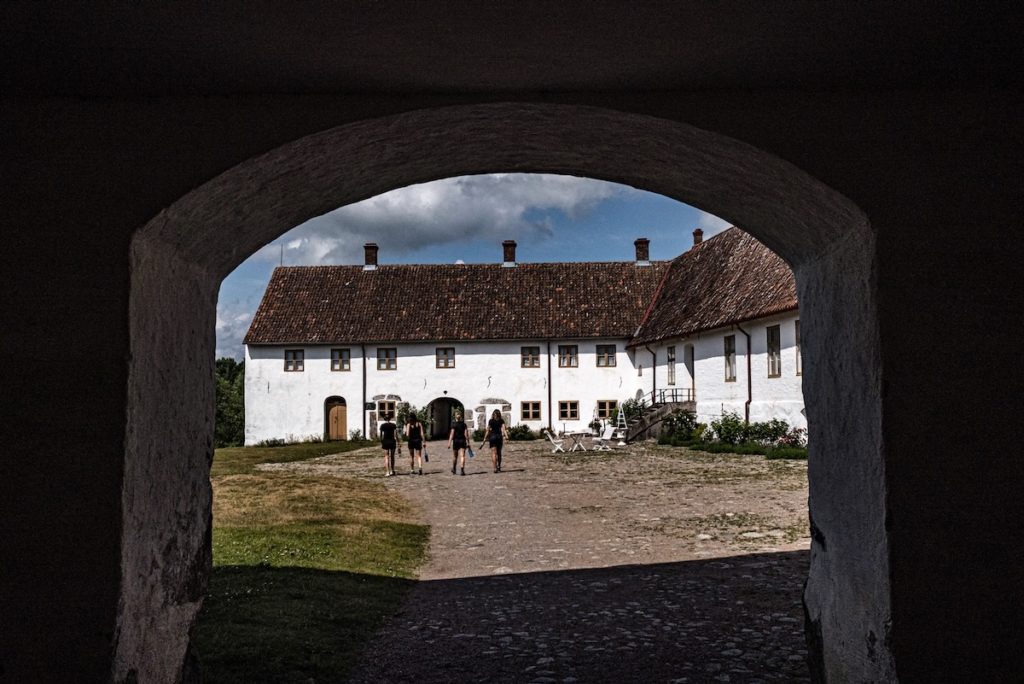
645;311;806;430
245;310;804;443
245;338;647;444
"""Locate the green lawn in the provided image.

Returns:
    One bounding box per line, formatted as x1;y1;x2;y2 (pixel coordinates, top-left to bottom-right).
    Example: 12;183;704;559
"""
193;441;430;683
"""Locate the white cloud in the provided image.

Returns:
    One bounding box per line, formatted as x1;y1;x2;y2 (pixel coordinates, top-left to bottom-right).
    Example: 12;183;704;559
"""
215;301;254;360
694;209;732;236
218;174;635;357
265;174;633;265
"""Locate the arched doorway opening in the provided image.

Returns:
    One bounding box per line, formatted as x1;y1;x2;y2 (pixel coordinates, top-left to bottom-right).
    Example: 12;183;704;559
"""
121;103;886;680
425;397;465;440
324;396;347;441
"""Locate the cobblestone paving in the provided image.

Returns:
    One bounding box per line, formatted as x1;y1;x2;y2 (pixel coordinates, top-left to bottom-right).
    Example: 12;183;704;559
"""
267;439;811;682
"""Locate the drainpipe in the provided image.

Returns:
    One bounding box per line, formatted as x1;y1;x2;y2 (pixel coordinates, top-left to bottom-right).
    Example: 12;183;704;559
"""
361;343;367;437
645;345;657;403
547;339;553;431
735;324;752;424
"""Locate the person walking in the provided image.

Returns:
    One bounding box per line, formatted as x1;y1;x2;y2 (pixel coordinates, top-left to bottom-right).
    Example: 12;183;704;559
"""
405;412;426;475
380;413;399;477
483;409;509;473
447;410;469;476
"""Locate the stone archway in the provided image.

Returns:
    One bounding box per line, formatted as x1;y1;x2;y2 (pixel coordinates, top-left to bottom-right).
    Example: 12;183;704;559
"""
426;397;465;440
122;103;886;681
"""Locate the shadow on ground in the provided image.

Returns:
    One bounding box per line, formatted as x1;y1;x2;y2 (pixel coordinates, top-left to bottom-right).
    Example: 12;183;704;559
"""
349;550;810;683
192;565;415;683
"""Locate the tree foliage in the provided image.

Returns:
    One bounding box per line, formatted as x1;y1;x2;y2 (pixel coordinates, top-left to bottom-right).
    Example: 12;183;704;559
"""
215;358;245;448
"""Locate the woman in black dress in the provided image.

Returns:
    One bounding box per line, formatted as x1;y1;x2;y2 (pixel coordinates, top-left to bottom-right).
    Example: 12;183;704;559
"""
483;409;509;473
447;410;469;476
404;412;426;475
379;413;399;477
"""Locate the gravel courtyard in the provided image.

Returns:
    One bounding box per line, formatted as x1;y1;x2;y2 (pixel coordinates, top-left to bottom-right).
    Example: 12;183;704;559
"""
264;438;811;682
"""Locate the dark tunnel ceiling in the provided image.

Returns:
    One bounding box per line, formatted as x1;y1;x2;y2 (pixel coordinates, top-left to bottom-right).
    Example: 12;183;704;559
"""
2;2;1022;96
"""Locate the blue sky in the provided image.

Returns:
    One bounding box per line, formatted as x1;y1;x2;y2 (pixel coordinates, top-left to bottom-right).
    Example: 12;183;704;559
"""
216;174;730;359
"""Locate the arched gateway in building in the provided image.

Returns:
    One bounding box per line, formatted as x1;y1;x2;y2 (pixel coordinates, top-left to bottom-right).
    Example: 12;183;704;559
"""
426;397;464;440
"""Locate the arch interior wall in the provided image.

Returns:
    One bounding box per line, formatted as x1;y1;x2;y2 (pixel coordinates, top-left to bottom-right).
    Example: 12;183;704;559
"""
122;103;889;682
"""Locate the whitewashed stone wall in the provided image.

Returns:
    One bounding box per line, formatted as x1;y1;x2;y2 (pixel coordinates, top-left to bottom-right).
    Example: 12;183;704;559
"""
245;338;645;444
649;312;805;431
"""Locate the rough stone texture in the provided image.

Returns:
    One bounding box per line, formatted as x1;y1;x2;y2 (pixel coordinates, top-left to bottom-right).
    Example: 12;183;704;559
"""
115;241;217;681
3;8;1023;681
121;102;878;682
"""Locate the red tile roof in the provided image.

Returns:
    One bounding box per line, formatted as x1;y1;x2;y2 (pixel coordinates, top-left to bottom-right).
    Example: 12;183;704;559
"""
628;228;798;346
244;228;796;347
244;261;670;344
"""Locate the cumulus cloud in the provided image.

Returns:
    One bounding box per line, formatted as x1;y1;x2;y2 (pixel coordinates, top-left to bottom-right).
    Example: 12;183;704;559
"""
263;174;633;265
215;300;255;360
217;174;636;357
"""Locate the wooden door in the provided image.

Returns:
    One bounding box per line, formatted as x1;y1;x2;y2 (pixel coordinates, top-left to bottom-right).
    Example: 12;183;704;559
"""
328;404;347;440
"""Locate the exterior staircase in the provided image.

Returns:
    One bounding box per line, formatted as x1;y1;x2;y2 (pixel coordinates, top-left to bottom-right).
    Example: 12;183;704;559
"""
624;389;696;442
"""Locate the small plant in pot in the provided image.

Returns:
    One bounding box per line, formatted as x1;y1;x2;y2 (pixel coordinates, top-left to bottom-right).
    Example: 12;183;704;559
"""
588;419;602;435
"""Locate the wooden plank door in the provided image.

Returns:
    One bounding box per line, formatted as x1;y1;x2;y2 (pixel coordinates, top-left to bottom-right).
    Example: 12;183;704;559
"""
329;404;347;440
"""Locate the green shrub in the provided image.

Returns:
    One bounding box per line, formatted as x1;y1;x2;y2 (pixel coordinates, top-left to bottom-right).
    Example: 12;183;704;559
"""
745;418;790;445
710;411;746;444
621;397;647;420
766;446;809;460
255;437;287;447
662;408;697;440
472;427;486;441
507;423;537;440
348;429;364;441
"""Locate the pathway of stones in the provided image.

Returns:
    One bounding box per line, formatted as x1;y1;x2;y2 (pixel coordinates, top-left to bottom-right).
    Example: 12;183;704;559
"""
266;438;811;682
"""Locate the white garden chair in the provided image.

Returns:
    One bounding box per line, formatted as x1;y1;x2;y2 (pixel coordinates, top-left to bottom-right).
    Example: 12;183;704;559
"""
592;425;616;451
545;428;565;453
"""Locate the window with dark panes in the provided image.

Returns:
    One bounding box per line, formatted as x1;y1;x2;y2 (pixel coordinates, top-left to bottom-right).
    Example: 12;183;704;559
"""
521;401;541;420
667;345;676;385
596;399;618;419
795;320;802;376
558;345;578;368
521;346;541;368
436;347;455;369
377;347;397;370
596;344;616;367
377;401;396;419
284;349;304;372
767;325;782;377
331;348;351;371
558;401;579;420
724;335;736;382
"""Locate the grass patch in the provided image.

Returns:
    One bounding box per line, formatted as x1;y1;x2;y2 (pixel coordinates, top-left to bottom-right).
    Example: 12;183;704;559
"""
212;440;375;477
676;441;808;460
193;442;429;682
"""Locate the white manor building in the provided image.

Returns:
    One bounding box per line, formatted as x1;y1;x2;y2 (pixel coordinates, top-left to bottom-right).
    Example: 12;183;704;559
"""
243;228;804;444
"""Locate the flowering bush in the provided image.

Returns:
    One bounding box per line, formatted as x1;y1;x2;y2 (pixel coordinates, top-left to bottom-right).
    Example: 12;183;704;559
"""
777;426;807;448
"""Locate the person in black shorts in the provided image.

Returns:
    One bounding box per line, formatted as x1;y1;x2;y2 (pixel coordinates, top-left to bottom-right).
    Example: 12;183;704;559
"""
447;410;469;476
379;413;399;477
404;412;426;475
483;409;509;473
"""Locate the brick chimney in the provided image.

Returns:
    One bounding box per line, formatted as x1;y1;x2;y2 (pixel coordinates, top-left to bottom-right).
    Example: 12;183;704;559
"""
363;242;378;271
634;237;651;266
502;240;517;267
693;228;704;246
